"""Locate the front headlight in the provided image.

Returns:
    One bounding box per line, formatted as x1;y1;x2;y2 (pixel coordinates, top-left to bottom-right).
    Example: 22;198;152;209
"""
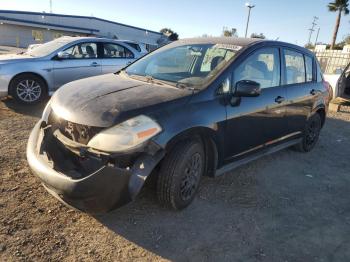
87;115;162;153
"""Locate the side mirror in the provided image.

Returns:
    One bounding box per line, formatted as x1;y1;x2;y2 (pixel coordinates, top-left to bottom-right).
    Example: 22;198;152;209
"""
233;80;261;97
57;51;70;60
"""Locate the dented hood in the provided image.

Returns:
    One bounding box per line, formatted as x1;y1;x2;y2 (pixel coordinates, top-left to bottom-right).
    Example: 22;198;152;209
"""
51;73;192;127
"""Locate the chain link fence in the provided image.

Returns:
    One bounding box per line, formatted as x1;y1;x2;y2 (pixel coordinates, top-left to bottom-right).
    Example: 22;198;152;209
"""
315;50;350;74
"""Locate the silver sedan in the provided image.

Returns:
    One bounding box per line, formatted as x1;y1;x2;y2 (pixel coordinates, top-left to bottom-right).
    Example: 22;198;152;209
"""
0;36;141;104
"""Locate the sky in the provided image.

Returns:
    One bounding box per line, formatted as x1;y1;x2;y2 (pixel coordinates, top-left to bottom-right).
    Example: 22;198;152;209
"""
0;0;349;46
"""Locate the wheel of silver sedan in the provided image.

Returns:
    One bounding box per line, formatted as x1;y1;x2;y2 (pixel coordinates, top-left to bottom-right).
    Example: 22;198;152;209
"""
16;79;42;103
10;74;46;104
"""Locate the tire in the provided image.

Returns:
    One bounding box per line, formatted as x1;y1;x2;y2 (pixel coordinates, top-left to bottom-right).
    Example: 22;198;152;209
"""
9;74;47;105
157;139;205;210
293;113;322;152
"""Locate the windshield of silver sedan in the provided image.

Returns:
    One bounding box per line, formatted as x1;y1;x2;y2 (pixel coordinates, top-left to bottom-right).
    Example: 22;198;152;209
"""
26;37;73;57
125;44;240;88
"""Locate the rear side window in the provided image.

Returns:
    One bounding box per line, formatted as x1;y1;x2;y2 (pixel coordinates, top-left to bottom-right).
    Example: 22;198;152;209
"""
233;47;280;89
284;49;305;84
305;55;313;82
103;43;134;58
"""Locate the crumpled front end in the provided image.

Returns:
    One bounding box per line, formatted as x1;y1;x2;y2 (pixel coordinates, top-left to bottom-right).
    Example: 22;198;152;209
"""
26;114;164;213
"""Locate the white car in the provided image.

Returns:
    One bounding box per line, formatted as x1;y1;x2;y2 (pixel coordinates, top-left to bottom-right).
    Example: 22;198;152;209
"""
120;40;148;56
324;66;350;99
27;43;42;51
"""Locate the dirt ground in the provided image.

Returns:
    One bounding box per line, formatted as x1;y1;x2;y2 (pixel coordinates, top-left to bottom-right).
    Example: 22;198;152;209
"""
1;96;350;262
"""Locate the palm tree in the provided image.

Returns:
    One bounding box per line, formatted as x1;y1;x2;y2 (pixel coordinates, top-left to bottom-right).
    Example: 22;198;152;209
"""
328;0;349;49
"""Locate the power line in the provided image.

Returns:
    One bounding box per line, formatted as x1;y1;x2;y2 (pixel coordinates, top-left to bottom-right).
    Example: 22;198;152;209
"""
307;16;318;44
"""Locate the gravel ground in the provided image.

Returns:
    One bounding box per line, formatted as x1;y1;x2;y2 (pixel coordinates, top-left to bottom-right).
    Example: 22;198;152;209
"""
1;97;350;262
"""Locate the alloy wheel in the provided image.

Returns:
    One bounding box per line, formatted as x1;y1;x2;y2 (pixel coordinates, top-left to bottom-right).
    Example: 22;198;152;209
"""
180;152;202;201
305;117;321;148
16;79;42;103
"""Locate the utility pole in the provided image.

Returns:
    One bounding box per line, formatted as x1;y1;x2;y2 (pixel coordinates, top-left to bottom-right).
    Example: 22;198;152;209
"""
245;3;255;38
314;27;320;46
307;16;318;44
49;0;52;13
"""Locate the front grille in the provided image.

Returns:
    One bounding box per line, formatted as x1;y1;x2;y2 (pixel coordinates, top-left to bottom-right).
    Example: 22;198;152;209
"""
48;112;103;145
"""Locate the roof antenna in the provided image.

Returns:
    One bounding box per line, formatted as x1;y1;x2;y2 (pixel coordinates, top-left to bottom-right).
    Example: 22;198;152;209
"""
49;0;53;13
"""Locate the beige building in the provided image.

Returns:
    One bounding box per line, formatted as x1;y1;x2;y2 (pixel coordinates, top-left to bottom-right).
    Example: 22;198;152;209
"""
0;10;167;49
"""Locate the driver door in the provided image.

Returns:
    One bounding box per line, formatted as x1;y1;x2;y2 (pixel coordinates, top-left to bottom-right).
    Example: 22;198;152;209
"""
52;42;102;90
224;47;289;162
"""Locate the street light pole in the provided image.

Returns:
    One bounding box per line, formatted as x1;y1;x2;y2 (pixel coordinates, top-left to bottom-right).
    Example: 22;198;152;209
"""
245;3;255;38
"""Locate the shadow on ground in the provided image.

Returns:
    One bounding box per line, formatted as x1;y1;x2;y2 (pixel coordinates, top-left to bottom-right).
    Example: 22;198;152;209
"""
95;117;350;261
1;97;48;118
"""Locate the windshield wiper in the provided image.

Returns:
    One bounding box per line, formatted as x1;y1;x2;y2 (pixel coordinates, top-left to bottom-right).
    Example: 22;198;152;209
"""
128;74;175;87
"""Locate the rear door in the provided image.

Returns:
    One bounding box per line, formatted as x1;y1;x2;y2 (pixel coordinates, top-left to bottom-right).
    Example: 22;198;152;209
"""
224;47;289;161
100;42;136;74
283;49;322;133
53;42;102;89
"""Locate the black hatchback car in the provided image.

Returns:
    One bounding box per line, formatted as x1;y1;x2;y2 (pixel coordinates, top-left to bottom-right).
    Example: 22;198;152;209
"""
27;37;331;213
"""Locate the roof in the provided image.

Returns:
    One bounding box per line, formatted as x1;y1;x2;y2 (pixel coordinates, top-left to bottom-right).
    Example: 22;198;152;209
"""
173;37;264;46
0;15;99;34
166;37;313;56
0;10;162;35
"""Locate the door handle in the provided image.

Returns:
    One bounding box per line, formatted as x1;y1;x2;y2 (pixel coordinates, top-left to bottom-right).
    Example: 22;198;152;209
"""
310;89;317;95
90;62;99;67
274;96;285;104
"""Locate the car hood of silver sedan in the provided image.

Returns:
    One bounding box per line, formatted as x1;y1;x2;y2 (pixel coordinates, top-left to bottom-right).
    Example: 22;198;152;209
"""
0;53;37;64
50;73;193;127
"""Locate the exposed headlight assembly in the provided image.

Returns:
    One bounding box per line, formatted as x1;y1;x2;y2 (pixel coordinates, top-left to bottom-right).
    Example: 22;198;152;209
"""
87;115;162;153
41;100;52;122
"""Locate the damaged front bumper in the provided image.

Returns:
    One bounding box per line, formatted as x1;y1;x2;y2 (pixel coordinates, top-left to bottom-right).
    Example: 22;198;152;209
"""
26;120;164;213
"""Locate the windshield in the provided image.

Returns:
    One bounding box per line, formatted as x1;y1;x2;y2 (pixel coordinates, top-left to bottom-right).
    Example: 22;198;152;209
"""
125;43;240;87
27;38;73;57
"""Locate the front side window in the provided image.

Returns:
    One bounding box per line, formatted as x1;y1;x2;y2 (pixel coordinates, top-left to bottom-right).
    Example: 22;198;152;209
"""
233;48;280;89
103;43;134;58
125;44;239;87
284;49;305;84
63;42;97;59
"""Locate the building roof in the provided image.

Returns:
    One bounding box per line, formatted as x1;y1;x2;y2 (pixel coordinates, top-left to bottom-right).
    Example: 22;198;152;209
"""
0;15;99;34
0;10;162;35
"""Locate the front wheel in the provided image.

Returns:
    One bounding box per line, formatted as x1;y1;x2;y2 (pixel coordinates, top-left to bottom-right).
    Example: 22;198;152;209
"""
157;140;205;210
10;74;47;105
294;113;322;152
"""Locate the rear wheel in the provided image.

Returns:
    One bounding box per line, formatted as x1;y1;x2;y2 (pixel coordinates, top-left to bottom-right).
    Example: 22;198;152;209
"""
294;113;322;152
10;74;47;104
157;140;205;210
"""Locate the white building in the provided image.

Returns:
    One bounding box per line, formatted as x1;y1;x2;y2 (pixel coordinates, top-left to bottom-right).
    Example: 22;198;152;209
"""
0;10;167;49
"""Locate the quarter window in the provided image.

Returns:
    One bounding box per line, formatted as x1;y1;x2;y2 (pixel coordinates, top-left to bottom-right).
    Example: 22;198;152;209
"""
284;49;305;84
305;55;313;82
233;48;280;89
103;43;134;58
316;60;324;82
63;42;97;59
